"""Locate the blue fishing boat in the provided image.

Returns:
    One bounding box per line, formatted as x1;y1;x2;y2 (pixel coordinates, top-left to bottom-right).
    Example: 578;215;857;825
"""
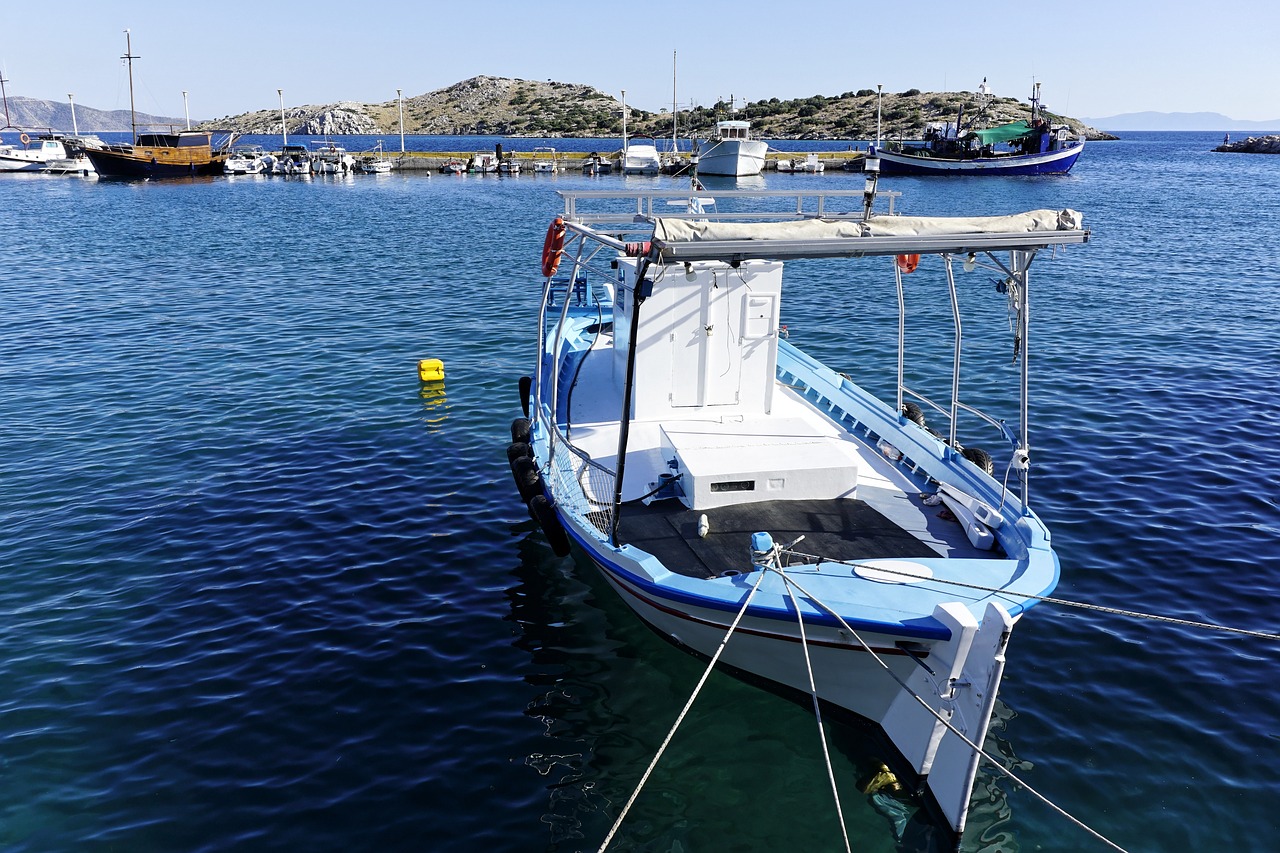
873;81;1085;176
510;184;1089;845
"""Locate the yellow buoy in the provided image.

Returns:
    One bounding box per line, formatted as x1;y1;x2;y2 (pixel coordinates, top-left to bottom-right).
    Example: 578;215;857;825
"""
418;358;445;383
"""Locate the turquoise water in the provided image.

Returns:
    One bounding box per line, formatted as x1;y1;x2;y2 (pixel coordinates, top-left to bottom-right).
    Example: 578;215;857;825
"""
1;133;1278;852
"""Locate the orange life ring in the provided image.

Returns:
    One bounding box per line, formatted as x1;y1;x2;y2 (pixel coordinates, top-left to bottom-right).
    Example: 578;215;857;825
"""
19;132;31;145
541;217;566;278
895;254;920;274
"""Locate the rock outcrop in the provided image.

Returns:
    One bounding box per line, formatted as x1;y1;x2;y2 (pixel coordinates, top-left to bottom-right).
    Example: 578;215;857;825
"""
1215;135;1280;153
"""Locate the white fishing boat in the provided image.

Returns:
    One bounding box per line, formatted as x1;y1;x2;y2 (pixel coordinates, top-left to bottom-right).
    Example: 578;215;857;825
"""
622;136;662;174
697;119;768;176
358;141;393;174
512;182;1088;845
0;133;73;172
470;152;498;173
310;140;354;174
532;147;559;173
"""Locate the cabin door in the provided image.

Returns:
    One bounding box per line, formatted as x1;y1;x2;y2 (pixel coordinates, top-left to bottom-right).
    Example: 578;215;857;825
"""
671;271;742;408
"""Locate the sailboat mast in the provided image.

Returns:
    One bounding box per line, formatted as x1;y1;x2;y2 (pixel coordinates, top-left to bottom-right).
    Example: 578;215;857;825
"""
69;94;79;136
122;29;140;145
0;70;11;128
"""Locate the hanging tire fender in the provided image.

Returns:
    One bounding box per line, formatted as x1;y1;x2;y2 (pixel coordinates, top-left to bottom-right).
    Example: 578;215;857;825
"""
529;494;571;557
511;455;544;503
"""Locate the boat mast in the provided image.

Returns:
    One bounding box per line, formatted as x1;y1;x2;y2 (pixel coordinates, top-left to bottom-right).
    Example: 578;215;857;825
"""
0;69;11;129
621;89;627;154
122;30;139;145
278;88;287;147
68;93;79;136
672;50;677;152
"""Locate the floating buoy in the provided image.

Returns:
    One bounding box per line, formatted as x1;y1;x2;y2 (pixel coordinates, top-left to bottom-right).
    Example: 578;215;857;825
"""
895;254;920;274
418;358;444;382
541;217;566;278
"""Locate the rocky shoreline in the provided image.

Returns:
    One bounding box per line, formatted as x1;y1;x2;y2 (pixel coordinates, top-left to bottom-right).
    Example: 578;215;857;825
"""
1214;135;1280;153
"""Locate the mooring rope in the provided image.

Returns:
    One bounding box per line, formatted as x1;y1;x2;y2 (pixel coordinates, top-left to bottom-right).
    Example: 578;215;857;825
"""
597;567;769;853
781;574;853;853
767;566;1130;853
781;548;1280;642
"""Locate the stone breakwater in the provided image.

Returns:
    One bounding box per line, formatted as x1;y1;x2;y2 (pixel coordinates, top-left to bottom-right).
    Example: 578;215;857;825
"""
1214;135;1280;154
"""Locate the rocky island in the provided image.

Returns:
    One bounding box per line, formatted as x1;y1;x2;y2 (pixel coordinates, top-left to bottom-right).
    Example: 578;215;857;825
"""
201;75;1115;142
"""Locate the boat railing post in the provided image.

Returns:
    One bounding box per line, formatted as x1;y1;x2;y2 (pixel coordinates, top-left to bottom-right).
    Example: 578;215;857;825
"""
1015;250;1031;508
945;255;962;449
895;259;906;415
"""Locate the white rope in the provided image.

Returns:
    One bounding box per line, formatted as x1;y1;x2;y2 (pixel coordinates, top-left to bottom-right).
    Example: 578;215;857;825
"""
769;567;1130;853
783;548;1280;642
597;567;769;853
781;573;853;853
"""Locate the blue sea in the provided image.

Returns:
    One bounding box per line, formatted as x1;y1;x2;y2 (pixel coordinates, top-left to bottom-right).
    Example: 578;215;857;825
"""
1;131;1278;852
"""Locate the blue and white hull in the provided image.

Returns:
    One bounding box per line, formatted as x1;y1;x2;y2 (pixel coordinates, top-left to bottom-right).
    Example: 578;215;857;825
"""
514;190;1089;846
872;140;1084;176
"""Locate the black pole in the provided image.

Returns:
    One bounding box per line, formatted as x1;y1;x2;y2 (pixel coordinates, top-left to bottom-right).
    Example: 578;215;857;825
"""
610;257;650;546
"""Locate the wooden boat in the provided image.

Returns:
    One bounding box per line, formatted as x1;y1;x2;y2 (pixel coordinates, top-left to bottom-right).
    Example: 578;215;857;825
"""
85;130;238;179
873;81;1085;176
512;184;1089;846
81;32;237;179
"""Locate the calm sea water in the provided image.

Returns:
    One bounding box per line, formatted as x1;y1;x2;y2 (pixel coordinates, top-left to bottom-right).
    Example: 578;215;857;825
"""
1;132;1278;852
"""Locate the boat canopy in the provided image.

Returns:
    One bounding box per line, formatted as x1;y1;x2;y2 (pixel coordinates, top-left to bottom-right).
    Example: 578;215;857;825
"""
965;120;1034;145
647;209;1086;261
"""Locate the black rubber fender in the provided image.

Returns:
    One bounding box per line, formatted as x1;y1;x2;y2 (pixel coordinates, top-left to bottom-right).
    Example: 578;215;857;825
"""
529;494;571;557
507;441;531;466
518;376;532;418
961;446;995;475
510;417;531;444
511;455;544;503
901;401;927;427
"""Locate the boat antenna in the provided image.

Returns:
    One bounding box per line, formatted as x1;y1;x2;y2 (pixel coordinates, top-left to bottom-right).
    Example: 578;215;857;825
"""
122;29;139;145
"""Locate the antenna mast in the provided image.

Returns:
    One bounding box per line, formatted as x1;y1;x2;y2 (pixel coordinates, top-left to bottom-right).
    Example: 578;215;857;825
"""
122;29;140;145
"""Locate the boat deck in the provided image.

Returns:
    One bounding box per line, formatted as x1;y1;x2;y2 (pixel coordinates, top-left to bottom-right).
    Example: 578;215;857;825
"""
616;496;940;580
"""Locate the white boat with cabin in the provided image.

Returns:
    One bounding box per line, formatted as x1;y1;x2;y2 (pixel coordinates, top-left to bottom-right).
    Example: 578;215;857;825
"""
532;147;559;173
622;136;663;174
512;184;1089;845
696;119;768;176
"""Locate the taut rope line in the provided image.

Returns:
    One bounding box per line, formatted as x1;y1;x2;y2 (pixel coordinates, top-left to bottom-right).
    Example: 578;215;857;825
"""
596;567;769;852
768;566;1130;853
781;573;853;853
783;549;1280;642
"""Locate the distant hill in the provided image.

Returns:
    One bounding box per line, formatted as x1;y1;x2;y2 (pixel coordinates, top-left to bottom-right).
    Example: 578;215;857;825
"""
1;95;189;133
206;76;1112;141
6;78;1112;140
1083;111;1280;131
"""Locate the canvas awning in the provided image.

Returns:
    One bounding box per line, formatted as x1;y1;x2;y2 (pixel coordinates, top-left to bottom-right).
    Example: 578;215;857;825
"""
966;120;1034;145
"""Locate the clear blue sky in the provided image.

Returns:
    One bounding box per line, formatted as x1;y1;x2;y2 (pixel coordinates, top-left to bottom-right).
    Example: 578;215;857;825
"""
3;0;1278;122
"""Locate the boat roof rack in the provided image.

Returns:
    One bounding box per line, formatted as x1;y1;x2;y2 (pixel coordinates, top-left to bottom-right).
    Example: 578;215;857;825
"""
558;190;1089;263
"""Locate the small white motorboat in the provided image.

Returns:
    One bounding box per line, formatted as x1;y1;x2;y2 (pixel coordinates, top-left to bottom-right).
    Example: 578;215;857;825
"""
532;147;558;173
